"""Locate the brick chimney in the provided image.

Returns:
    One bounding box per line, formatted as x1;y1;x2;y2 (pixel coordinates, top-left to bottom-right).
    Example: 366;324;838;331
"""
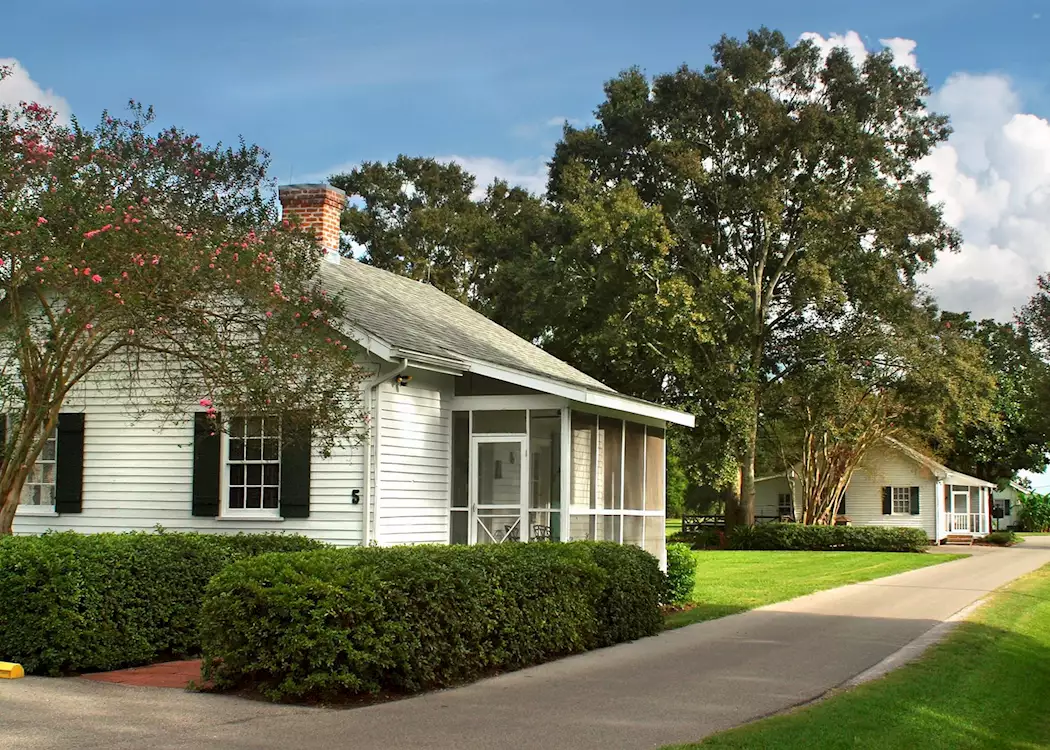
278;183;346;253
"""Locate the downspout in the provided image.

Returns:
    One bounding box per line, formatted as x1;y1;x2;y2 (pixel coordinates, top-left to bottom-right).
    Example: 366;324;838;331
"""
361;357;409;546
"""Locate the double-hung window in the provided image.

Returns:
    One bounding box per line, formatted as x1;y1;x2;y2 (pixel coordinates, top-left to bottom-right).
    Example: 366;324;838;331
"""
22;427;58;510
891;486;911;515
777;493;793;518
226;415;281;514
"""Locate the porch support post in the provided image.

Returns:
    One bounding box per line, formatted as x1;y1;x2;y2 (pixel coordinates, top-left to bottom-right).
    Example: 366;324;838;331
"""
934;480;944;542
559;406;571;542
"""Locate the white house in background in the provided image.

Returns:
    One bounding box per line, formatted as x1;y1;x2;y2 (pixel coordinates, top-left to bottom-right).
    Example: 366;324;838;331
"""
13;184;694;565
991;480;1027;530
755;437;994;543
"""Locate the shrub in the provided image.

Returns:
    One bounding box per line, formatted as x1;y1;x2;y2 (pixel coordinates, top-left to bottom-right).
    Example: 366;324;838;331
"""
664;543;697;605
668;528;723;550
983;531;1021;546
728;523;929;552
1019;492;1050;532
200;541;663;701
0;530;323;675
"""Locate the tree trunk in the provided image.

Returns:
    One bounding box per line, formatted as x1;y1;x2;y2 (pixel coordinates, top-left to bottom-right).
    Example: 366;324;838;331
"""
0;487;20;536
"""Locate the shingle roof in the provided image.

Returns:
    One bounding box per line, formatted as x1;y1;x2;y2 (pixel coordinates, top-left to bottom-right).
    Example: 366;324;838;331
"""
318;259;615;392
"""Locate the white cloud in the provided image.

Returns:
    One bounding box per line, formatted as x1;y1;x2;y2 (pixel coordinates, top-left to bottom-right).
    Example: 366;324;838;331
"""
919;73;1050;321
0;58;70;124
799;33;1049;322
435;155;548;198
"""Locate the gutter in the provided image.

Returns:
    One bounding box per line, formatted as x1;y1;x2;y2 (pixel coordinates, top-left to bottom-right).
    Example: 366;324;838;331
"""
361;357;408;546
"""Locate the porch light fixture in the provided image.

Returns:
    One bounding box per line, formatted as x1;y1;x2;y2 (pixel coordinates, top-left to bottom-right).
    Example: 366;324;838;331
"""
394;374;412;387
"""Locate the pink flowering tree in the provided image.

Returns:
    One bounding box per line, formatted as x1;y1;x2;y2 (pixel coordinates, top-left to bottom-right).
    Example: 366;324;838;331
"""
0;69;366;534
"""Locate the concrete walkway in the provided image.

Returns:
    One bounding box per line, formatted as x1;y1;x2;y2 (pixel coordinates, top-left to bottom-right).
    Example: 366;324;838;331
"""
4;540;1049;750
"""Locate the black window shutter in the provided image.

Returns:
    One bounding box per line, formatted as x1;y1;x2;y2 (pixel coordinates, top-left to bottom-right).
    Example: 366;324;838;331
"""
910;486;921;515
882;486;892;515
55;413;85;514
838;493;846;515
279;412;311;519
1005;497;1012;515
192;412;221;517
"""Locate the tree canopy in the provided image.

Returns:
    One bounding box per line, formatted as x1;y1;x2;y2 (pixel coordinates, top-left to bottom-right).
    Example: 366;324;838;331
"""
0;71;366;534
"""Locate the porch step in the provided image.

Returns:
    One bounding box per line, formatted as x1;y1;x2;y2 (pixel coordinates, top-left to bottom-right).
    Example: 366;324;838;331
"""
945;534;974;546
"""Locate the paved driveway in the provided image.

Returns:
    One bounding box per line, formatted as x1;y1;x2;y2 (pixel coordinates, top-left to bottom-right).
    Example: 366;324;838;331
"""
4;540;1049;750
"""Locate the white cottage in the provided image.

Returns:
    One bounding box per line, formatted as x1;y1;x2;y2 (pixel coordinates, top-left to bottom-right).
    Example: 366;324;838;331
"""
12;184;694;565
755;438;994;543
991;480;1027;531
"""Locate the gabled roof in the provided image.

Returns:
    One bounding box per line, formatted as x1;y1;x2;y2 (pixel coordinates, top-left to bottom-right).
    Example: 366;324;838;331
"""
882;438;996;488
319;259;695;427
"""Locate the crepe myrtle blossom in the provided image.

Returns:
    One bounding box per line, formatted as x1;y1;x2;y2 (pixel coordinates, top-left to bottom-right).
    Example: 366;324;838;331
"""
0;84;367;536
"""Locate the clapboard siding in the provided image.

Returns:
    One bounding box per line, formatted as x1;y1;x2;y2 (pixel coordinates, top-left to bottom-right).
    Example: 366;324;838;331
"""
842;445;937;538
13;360;367;546
755;477;792;517
375;369;454;545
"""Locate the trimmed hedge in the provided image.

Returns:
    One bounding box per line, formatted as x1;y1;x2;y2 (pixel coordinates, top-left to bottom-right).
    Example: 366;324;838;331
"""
200;541;663;701
0;531;324;675
729;523;930;552
664;542;697;605
983;530;1022;546
668;528;724;550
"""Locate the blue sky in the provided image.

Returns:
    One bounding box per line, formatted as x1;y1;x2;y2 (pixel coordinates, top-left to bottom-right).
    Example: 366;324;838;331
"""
5;1;1050;485
3;0;1048;183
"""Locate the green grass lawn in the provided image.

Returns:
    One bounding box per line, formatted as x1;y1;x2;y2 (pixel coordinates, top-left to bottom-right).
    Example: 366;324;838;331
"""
665;550;964;629
668;563;1050;750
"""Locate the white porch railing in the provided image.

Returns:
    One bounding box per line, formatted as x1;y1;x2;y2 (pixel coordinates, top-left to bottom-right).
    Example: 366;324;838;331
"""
948;512;987;535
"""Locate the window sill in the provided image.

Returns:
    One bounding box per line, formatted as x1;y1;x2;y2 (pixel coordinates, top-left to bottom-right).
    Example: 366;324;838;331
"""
17;508;59;517
216;515;284;522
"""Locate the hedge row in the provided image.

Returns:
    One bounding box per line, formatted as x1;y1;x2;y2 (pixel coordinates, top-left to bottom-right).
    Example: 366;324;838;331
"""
730;523;930;552
0;531;324;675
200;542;664;701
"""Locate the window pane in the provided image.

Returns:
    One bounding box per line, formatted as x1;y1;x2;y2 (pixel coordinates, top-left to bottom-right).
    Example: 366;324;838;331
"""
601;514;621;542
263;464;279;486
246;416;263;437
599;417;622;510
245;439;262;461
42;484;56;506
229;487;245;509
624;422;646;510
41;464;55;484
262;487;279;509
229;439;244;460
263;439;279;461
246;464;262;486
246;487;261;509
42;439;56;461
570;412;597;511
229;417;245;437
230;464;245;485
451;411;469;509
644;427;665;512
472;410;526;434
530;411;561;511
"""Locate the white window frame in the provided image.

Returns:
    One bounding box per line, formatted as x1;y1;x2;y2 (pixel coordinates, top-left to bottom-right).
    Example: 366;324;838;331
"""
9;416;58;515
891;486;912;515
222;415;282;519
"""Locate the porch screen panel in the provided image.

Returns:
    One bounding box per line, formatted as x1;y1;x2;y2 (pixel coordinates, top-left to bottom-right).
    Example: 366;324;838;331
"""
570;513;596;540
599;417;623;510
450;411;469;544
623;515;643;547
642;517;663;558
623;421;646;510
601;515;621;542
644;427;665;512
530;410;561;541
570;412;597;511
473;410;526;434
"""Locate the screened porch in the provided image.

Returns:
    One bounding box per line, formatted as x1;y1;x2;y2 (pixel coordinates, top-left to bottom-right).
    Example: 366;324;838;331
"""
448;404;666;561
